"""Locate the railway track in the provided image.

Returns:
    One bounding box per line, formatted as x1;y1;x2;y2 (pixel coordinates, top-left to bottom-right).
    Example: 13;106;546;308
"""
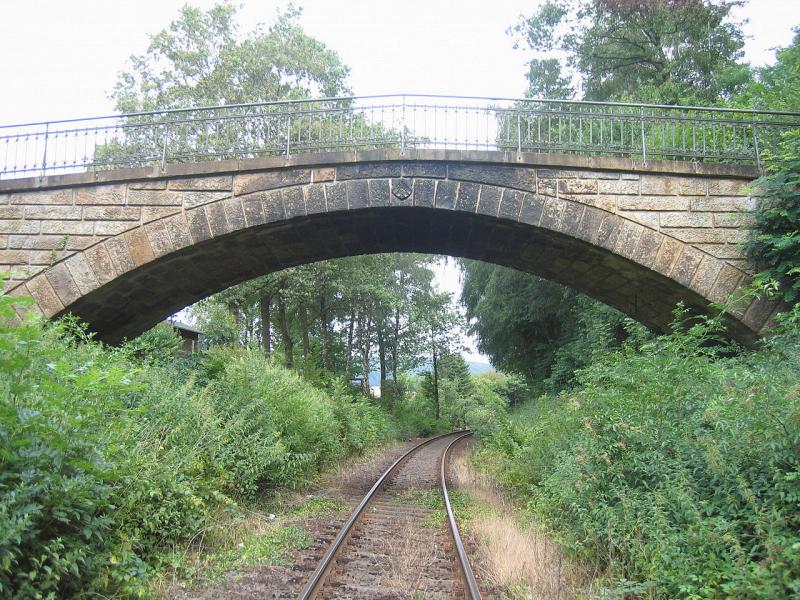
297;431;482;600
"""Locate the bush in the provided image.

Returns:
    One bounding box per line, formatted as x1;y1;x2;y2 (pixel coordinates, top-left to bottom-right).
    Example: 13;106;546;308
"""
476;308;800;597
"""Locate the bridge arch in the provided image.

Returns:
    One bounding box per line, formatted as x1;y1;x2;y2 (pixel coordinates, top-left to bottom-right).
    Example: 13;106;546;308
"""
0;151;780;344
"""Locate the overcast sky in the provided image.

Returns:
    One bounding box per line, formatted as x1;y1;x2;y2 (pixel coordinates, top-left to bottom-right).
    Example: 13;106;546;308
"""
2;0;798;362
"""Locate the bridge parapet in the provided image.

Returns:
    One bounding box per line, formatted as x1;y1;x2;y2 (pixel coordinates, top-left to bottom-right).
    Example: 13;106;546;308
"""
2;95;798;180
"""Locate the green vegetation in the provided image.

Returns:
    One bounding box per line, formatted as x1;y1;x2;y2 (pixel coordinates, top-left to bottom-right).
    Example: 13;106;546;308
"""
0;289;398;597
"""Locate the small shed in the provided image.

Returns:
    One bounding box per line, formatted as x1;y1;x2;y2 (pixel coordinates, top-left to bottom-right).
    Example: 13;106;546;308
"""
167;320;203;354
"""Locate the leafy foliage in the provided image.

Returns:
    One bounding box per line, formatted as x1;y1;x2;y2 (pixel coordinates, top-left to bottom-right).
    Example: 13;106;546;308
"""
475;307;800;597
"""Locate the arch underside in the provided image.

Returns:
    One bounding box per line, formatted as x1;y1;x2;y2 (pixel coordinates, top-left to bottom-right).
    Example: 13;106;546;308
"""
60;205;753;345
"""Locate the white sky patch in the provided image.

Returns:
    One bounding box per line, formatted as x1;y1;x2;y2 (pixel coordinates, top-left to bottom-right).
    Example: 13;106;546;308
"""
1;0;797;363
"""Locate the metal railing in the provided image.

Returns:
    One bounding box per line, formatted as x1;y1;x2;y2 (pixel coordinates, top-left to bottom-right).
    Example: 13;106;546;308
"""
2;94;799;179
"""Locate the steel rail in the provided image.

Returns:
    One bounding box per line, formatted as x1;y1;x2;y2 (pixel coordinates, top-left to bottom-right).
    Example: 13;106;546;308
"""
296;430;469;600
441;432;482;599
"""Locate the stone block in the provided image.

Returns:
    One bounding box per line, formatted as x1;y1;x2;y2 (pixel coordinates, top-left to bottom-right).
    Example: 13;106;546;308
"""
0;220;38;234
389;178;413;207
369;180;391;207
498;189;523;220
405;162;447;178
539;197;564;230
709;264;744;304
414;179;435;208
435;181;457;210
123;229;155;267
669;247;703;287
240;192;266;226
94;222;137;236
9;235;69;250
337;163;401;180
126;189;184;206
661;227;726;244
575;205;604;242
659;212;713;228
742;296;778;330
40;221;94;235
557;201;584;235
569;194;617;212
24;206;82;220
234;169;311;195
619;210;659;228
537;178;557;197
633;229;663;268
74;184;126;205
714;213;754;228
84;244;117;285
476;186;500;216
162;214;192;250
0;206;23;219
709;178;749;196
690;196;756;212
449;164;536;192
168;175;232;191
65;237;96;251
347;180;370;210
65;254;99;295
677;177;707;196
130;179;167;190
10;189;73;205
618;196;689;211
455;182;479;212
280;187;305;219
598;179;640;194
26;275;64;315
305;185;327;214
223;198;247;230
595;214;623;251
186;208;212;243
145;221;174;258
694;243;741;260
312;167;335;183
557;179;598;195
725;229;750;244
326;182;348;212
691;256;724;298
262;190;286;222
614;220;644;260
83;206;141;220
653;238;682;274
640;175;678;195
104;237;136;274
142;207;181;223
46;263;81;306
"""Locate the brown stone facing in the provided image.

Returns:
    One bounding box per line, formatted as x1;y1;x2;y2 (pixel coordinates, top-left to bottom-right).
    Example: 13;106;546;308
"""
45;263;81;306
26;275;64;316
0;157;774;341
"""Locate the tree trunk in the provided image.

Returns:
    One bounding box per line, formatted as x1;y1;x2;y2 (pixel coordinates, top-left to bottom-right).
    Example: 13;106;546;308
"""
277;291;293;368
299;302;310;360
259;290;272;354
346;309;356;378
319;293;330;371
360;316;372;396
432;336;440;420
378;328;387;401
392;306;400;383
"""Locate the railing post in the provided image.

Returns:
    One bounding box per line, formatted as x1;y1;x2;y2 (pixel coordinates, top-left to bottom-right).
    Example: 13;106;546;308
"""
41;122;49;177
160;122;169;170
286;113;292;157
640;106;647;165
400;95;406;155
517;110;522;155
752;110;762;173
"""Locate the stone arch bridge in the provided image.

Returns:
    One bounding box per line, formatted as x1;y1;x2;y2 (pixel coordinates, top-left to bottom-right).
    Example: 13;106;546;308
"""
0;149;778;344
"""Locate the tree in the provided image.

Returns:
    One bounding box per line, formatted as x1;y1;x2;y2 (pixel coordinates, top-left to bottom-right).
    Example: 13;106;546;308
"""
740;29;800;303
510;0;750;103
112;3;350;113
